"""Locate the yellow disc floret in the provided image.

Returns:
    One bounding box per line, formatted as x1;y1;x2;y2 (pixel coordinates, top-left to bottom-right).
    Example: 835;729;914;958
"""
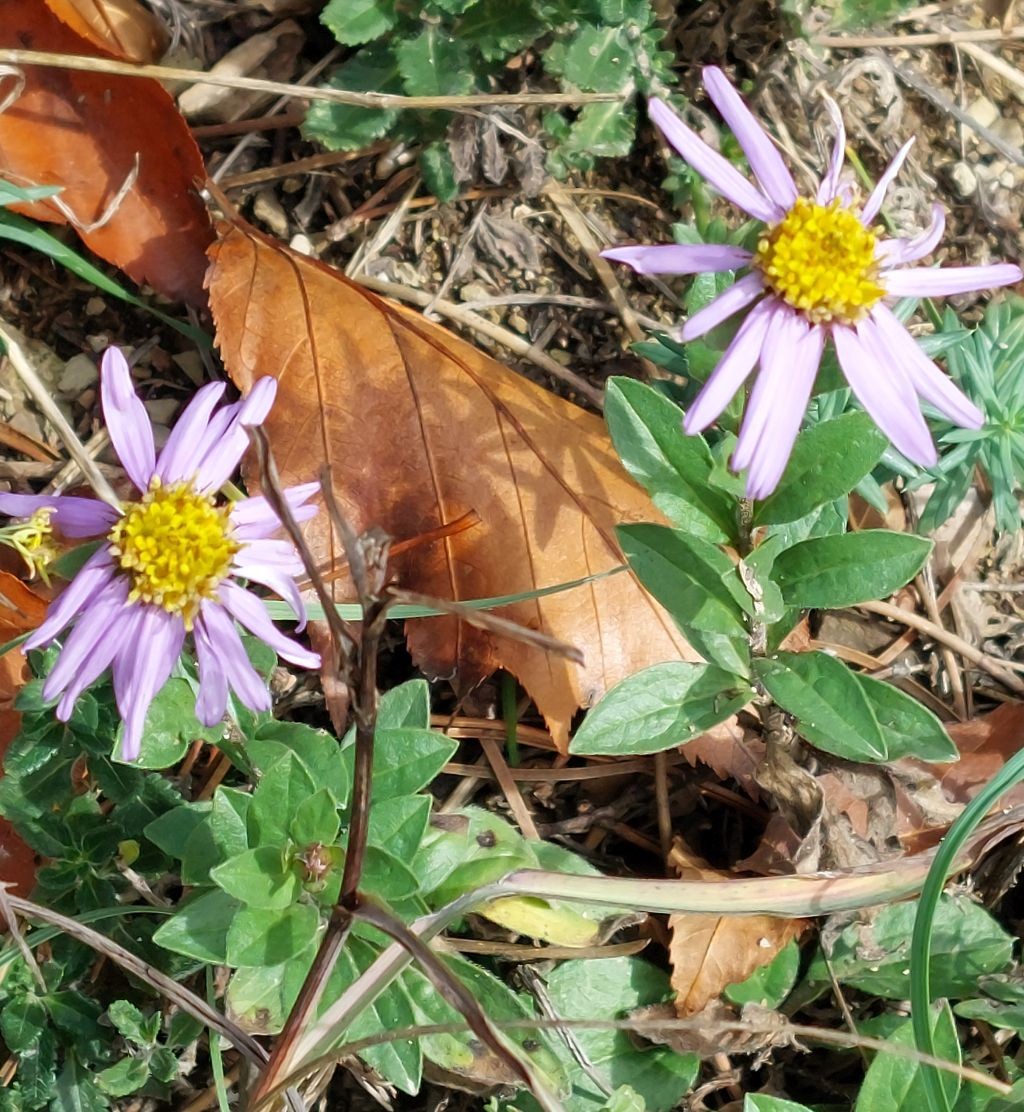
108;478;238;627
753;197;885;324
3;508;58;585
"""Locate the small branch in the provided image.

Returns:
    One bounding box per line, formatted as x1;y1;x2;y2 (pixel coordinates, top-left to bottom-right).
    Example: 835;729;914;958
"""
813;26;1024;48
0;49;619;111
0;321;120;508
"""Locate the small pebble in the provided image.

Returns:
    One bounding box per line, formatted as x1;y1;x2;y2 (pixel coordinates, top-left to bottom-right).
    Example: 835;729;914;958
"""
59;353;99;395
949;161;977;197
85;297;105;317
966;95;999;130
144;398;180;426
289;233;315;257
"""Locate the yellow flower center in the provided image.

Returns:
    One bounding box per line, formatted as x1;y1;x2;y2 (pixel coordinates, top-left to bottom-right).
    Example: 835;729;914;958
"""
108;479;238;628
3;508;58;584
753;197;884;324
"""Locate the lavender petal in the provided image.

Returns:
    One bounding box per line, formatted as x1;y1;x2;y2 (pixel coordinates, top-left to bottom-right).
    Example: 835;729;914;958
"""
233;560;307;629
648;98;782;224
199;601;272;717
230;482;320;540
43;579;130;704
883;263;1023;298
861;138;914;225
602;243;752;275
684;298;775;433
194;611;229;726
816;96;847;205
833;321;937;466
26;547;117;649
219;581;320;668
680;272;765;341
876;204;944;266
156;381;227;484
113;606;185;761
704;66;798;209
0;492;118;537
869;304;984;428
100;348;156;491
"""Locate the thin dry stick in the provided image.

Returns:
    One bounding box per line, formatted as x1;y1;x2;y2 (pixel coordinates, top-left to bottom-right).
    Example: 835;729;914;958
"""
1;889;267;1068
653;751;673;869
0;322;120;507
915;568;967;720
957;39;1024;103
353;275;604;408
813;26;1024;47
479;735;541;840
858;599;1024;697
0;49;618;110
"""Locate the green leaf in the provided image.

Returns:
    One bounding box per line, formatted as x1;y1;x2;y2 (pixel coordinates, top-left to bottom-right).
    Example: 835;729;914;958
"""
378;680;431;729
290;788;341;847
458;0;545;61
855;674;958;761
618;523;751;676
96;1057;151;1099
12;1027;57;1108
367;728;458;799
144;802;210;859
361;845;421;902
106;1000;151;1046
249;720;350;806
421;140;459;202
726;940;800;1009
226;957;312;1035
1;995;47;1052
179;790;250;885
547;23;636;91
367;795;431;861
754;412;887;525
321;0;396;45
148;1048;180;1085
248;751;317;845
855;1003;960;1112
540;957;698;1111
396;28;475;96
561;101;637;161
122;677;222;769
753;651;888;761
303;44;402;151
54;1056;109;1112
225;904;321;967
211;846;303;910
570;662;752;756
806;895;1013;999
604;378;736;543
601;1086;647;1112
771;531;932;609
152;888;241;963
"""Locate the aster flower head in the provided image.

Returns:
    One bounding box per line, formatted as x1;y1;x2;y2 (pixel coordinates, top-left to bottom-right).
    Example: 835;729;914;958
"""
603;68;1023;498
0;348;320;761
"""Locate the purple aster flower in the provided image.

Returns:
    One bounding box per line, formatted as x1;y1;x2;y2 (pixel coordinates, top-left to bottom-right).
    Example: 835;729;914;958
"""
603;67;1023;498
0;348;320;761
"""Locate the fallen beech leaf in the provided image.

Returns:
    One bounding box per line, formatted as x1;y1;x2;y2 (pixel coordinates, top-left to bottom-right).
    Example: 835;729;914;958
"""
43;0;168;63
667;847;804;1016
207;222;697;747
0;0;212;304
937;703;1024;806
680;717;765;801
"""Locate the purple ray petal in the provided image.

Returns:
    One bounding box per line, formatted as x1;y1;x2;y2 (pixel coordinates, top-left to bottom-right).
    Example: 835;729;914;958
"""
230;482;320;540
833;321;937;466
156;381;227;484
732;309;810;474
602;243;752;275
883;263;1023;298
100;348;156;491
745;324;825;499
861;138;914;224
234;538;304;573
219;581;320;668
876;204;945;266
683;297;776;433
193;614;228;726
648;98;782;224
42;578;130;705
196;601;271;721
704;66;798;209
194;380;278;494
233;560;307;629
54;587;132;718
0;492;119;537
26;547;117;649
680;272;765;341
816;96;847;204
113;606;185;761
869;304;984;428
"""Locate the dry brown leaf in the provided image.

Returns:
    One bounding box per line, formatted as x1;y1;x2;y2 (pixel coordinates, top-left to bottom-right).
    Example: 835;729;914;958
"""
667;846;804;1016
680;716;765;800
43;0;168;63
0;0;212;304
937;703;1024;806
207;221;696;748
0;569;45;895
